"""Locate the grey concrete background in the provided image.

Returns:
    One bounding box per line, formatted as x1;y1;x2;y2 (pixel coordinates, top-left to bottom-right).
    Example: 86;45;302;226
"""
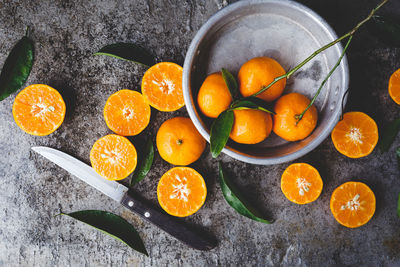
0;0;399;266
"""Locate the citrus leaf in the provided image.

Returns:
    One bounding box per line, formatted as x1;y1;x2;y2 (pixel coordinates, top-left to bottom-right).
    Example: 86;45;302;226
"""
379;118;400;152
218;162;272;224
94;43;155;67
369;15;400;47
210;110;234;158
231;99;275;114
0;31;34;101
59;210;148;256
221;68;239;99
397;193;400;218
131;138;154;186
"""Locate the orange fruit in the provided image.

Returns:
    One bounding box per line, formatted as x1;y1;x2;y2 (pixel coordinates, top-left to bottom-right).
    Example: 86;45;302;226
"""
331;112;378;158
238;57;286;102
273;93;318;141
281;163;323;204
90;134;137;180
197;72;232;118
157;167;207;217
12;84;66;136
330;181;376;228
104;89;150;136
388;68;400;104
230;109;273;144
141;62;184;111
156;117;205;165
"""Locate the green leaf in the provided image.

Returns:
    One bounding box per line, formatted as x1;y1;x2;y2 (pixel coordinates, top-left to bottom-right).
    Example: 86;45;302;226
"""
59;210;148;256
218;162;272;224
379;118;400;152
0;31;34;101
231;99;275;114
94;43;155;67
397;193;400;218
369;15;400;47
210;110;234;158
131;138;154;186
221;68;239;99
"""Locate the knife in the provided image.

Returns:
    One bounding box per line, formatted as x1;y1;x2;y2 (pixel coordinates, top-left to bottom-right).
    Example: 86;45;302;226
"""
31;146;217;251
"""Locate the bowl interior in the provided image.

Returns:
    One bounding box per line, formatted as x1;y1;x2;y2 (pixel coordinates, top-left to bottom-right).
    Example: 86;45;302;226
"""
184;0;348;164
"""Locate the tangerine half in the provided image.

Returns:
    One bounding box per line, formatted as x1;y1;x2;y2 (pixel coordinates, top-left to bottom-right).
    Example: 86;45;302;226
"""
331;112;378;158
330;181;376;228
13;84;66;136
90;134;137;180
281;163;323;204
141;62;184;112
104;89;150;136
157;167;207;217
388;68;400;105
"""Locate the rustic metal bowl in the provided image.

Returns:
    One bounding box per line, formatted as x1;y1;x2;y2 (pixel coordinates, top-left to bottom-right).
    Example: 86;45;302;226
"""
182;0;349;165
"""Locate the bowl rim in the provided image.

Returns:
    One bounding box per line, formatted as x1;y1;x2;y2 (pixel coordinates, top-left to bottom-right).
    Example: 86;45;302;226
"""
182;0;349;165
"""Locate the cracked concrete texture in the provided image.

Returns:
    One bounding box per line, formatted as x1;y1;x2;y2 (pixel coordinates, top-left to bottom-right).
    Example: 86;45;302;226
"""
0;0;399;266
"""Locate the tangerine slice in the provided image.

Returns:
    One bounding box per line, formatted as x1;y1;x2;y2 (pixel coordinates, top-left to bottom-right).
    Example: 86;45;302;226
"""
331;112;378;158
90;134;137;181
389;68;400;105
141;62;184;111
12;84;66;136
104;89;150;136
156;117;205;166
281;163;323;204
330;181;376;228
157;167;207;217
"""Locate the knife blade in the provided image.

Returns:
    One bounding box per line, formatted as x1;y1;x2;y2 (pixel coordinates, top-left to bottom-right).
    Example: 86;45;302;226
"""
31;146;217;251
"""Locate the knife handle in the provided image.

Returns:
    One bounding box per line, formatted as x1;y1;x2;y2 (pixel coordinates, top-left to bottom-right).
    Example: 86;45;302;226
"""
121;192;217;251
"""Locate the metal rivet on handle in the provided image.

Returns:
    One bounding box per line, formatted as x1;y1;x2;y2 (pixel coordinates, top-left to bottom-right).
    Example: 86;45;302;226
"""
128;201;134;207
144;212;150;218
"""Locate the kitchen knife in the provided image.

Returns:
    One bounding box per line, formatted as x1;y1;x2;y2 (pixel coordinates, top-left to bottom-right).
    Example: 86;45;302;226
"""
31;146;217;251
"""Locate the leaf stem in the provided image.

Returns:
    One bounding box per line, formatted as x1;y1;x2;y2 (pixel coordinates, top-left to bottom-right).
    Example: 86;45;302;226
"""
295;35;353;123
250;0;388;98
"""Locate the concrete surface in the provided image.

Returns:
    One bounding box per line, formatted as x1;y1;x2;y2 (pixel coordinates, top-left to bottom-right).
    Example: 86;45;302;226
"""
0;0;399;266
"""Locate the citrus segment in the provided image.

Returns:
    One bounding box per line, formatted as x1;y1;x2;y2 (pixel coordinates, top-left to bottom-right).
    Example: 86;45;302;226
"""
230;109;273;144
281;163;323;204
141;62;184;111
157;167;207;217
197;72;232;118
12;84;66;136
331;112;378;158
90;134;137;181
389;68;400;105
156;117;205;165
330;181;376;228
273;93;318;141
104;89;150;136
238;57;286;102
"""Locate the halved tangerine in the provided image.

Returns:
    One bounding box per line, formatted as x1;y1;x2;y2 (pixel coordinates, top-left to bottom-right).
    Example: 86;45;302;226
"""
157;167;207;217
330;181;376;228
90;134;137;180
389;68;400;105
331;112;378;158
104;89;150;136
281;163;323;204
12;84;66;136
141;62;184;112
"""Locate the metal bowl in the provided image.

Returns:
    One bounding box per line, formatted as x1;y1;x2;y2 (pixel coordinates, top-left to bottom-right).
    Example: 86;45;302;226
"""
182;0;349;165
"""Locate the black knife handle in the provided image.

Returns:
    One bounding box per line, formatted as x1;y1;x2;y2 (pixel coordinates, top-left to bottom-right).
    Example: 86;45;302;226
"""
121;192;217;251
